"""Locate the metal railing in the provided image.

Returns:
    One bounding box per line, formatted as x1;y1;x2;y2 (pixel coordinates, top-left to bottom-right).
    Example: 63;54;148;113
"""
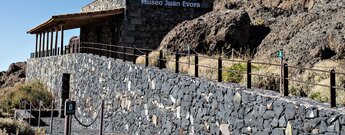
30;42;345;108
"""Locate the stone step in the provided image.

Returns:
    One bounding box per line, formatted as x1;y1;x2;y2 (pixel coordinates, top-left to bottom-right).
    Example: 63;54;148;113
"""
15;109;60;126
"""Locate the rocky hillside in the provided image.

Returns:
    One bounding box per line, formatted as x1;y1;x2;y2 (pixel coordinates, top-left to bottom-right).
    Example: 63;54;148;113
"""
0;62;26;89
160;0;345;67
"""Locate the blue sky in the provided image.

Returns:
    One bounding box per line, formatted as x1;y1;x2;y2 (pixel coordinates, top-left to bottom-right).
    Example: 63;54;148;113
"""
0;0;93;71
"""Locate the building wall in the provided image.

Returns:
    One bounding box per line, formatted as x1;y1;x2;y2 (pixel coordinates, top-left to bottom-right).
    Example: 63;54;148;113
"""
26;54;345;135
81;0;213;49
80;15;123;45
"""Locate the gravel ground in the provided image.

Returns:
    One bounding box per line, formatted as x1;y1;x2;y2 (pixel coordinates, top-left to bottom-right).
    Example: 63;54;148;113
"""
40;117;126;135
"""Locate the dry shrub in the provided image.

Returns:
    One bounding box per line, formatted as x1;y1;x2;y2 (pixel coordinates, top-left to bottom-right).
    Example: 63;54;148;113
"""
0;118;34;135
136;51;162;67
0;81;53;114
288;60;345;105
136;55;146;65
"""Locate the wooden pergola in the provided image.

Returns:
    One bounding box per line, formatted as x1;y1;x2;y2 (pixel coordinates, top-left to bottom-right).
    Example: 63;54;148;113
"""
28;8;124;58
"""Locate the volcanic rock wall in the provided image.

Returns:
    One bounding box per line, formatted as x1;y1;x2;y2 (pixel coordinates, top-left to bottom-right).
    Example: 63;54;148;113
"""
26;54;345;134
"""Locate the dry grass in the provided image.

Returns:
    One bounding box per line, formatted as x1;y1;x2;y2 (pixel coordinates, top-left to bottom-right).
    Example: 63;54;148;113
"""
137;51;345;105
166;54;240;80
288;60;345;104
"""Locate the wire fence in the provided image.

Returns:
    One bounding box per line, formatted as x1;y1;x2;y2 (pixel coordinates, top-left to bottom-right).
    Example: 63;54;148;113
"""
29;42;345;108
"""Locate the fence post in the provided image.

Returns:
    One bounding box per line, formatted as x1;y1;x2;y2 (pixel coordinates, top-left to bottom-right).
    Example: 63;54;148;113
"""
145;50;149;67
24;100;27;112
133;48;136;64
106;45;109;58
247;60;252;89
29;102;32;126
330;69;336;107
175;52;179;73
99;100;104;135
113;46;117;59
218;57;222;82
98;44;101;57
283;63;289;96
92;44;95;55
123;46;126;62
38;101;42;127
159;50;163;69
195;55;198;77
50;100;54;134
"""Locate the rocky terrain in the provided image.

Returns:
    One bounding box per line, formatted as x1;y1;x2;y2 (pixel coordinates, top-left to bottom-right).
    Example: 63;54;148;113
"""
0;62;26;89
160;0;345;67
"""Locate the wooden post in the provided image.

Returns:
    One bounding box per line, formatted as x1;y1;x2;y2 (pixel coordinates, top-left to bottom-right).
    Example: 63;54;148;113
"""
46;31;49;57
218;57;222;82
175;52;179;73
38;101;42;127
123;46;126;62
42;32;46;57
283;64;289;96
330;70;336;107
55;28;59;56
159;50;163;69
50;30;54;56
35;34;38;58
280;49;284;94
247;60;252;89
145;50;149;67
195;54;198;77
60;25;64;55
99;100;104;135
133;48;136;64
29;102;32;126
64;100;71;135
50;100;54;134
39;33;42;57
114;46;117;59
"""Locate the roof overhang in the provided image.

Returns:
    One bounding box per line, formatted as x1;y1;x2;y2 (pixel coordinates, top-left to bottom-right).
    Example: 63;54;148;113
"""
27;8;124;34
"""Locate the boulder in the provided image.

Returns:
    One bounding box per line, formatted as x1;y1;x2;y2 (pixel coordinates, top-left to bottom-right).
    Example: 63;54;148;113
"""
159;10;251;55
0;62;26;88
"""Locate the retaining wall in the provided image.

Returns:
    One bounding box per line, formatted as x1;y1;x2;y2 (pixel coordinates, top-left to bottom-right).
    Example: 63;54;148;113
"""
26;54;345;135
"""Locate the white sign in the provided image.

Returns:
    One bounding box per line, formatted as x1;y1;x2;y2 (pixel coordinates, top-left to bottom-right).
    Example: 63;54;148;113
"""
140;0;209;8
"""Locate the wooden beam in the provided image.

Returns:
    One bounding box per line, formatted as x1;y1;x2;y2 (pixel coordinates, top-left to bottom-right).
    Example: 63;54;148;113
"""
42;32;46;57
60;25;64;55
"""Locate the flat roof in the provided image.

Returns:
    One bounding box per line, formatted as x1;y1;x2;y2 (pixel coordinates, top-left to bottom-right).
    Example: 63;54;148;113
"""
28;8;124;34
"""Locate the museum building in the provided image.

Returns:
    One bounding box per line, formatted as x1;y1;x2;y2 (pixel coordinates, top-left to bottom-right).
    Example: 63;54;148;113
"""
28;0;213;58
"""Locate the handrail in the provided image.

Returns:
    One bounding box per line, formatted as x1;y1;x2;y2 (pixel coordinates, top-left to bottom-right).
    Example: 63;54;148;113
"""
29;41;345;108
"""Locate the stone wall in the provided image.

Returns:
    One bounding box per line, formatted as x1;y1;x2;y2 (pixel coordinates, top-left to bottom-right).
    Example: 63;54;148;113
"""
81;0;125;12
26;54;345;135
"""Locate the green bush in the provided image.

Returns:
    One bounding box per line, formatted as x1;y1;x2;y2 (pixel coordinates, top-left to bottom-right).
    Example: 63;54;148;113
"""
223;63;247;83
309;92;329;102
0;81;53;113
